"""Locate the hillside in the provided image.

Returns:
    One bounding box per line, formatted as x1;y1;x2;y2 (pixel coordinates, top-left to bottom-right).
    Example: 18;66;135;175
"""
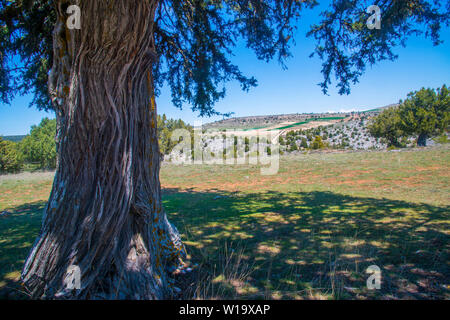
1;135;26;143
203;104;399;131
166;103;448;162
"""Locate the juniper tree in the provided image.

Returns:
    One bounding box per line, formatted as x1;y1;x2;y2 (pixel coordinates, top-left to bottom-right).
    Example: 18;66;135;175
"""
369;85;449;147
398;85;449;146
368;106;404;147
0;0;448;299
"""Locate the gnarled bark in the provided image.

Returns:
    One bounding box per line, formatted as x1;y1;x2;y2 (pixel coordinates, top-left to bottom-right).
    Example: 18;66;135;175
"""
22;0;185;299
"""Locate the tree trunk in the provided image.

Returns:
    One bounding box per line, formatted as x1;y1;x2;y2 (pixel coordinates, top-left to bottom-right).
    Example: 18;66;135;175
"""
21;0;185;299
417;133;427;147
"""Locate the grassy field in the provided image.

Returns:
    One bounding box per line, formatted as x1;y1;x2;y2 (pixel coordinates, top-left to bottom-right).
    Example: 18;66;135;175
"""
0;147;449;299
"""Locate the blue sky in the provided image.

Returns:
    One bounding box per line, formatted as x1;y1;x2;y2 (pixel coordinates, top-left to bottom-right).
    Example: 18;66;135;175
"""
1;7;449;136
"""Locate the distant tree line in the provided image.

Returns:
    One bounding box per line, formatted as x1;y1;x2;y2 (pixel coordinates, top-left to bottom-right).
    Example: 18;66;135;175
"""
157;114;193;155
0;115;192;174
0;136;23;173
369;85;449;147
1;118;56;173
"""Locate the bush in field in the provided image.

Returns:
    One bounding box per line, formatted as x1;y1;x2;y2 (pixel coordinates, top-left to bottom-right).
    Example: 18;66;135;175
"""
20;118;57;169
311;135;325;150
289;140;298;152
0;137;24;173
340;140;350;148
300;137;308;149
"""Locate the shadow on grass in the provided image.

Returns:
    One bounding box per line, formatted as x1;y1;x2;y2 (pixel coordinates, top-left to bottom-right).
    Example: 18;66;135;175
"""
0;191;448;300
0;201;45;299
163;189;449;300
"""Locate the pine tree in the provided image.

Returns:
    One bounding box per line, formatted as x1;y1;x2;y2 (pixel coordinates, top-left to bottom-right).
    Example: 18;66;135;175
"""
368;107;404;147
399;85;450;146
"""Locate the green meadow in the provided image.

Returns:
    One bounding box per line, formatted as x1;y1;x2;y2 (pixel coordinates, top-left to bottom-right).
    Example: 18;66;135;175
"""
1;147;449;299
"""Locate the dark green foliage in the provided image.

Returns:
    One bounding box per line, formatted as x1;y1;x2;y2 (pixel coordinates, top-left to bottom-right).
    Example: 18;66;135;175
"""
289;140;298;151
157;114;193;155
368;107;404;147
339;140;350;149
369;85;449;147
20;118;57;169
398;85;450;146
1;1;448;114
300;137;308;149
0;137;23;173
0;0;55;109
307;1;449;95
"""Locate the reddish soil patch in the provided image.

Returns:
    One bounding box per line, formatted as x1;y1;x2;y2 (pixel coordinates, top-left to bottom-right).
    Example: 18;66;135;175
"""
340;179;377;186
397;177;427;188
414;166;443;172
339;170;373;178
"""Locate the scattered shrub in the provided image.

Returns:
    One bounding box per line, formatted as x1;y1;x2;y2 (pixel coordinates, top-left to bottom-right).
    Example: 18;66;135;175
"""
311;135;325;150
